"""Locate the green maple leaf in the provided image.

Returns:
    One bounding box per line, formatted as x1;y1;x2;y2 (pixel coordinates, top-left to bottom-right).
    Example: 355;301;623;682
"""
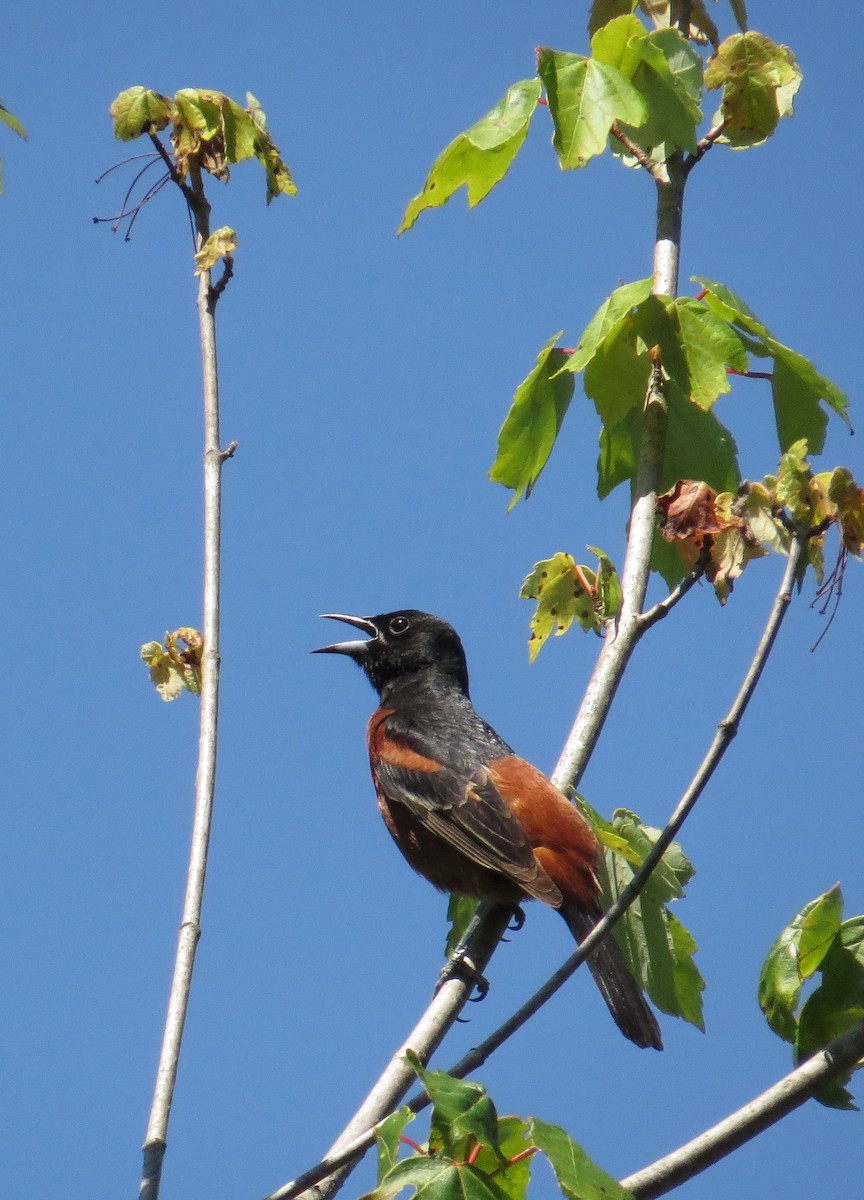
537;47;647;169
489;333;575;508
399;79;542;233
695;276;850;451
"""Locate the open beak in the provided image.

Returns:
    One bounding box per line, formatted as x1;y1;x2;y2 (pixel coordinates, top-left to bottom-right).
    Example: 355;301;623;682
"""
312;613;378;657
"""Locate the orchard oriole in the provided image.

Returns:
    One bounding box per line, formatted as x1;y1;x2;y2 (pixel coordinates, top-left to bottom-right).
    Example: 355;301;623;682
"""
314;609;662;1050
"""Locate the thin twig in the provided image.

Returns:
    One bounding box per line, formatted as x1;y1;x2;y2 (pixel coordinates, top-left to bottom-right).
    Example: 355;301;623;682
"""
95;151;162;184
685;121;728;173
148;129;197;208
620;1017;864;1199
138;167;227;1200
210;254;235;305
610;122;663;179
637;563;705;631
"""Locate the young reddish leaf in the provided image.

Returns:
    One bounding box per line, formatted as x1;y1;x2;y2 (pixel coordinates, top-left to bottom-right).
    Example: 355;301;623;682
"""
537;48;647;169
193;226;237;274
758;885;844;1043
530;1119;636;1200
110;87;174;141
489;334;574;508
705;31;802;149
520;551;614;660
399;79;542;233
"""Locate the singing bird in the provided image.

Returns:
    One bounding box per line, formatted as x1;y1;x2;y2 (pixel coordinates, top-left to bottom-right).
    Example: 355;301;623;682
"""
315;609;661;1050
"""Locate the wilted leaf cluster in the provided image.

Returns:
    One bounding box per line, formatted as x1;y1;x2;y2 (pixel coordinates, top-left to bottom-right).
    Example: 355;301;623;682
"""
657;443;864;601
109;86;296;204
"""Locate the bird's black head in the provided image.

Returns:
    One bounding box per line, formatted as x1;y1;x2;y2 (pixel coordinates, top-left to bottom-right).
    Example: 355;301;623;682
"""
313;609;470;700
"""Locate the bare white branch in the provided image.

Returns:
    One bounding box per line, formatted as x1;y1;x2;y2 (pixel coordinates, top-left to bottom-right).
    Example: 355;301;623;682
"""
139;170;230;1200
621;1018;864;1198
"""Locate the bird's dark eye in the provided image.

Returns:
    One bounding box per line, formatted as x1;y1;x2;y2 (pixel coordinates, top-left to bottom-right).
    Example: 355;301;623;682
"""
388;615;410;636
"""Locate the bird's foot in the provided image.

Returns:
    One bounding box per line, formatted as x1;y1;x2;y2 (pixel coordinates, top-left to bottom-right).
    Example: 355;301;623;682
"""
436;953;489;1002
507;905;526;933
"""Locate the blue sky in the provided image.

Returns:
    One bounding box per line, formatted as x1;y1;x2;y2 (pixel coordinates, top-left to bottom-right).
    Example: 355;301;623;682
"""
1;3;861;1199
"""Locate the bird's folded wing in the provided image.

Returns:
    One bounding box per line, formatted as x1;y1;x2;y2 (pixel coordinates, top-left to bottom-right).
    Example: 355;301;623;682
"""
374;756;562;905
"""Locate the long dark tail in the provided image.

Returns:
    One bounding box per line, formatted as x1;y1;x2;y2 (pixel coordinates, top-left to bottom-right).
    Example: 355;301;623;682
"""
561;902;663;1050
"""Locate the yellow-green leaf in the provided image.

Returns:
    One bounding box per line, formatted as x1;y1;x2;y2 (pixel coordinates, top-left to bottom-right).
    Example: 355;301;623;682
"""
520;551;615;660
399;79;542;233
246;92;297;202
537;48;647;169
0;100;27;140
140;628;202;701
110;87;174;141
705;31;802;149
194;226;238;274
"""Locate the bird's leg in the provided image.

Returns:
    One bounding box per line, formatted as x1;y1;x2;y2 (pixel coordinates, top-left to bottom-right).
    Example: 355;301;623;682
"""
436;953;489;1002
435;900;521;1001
